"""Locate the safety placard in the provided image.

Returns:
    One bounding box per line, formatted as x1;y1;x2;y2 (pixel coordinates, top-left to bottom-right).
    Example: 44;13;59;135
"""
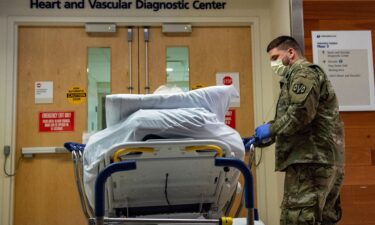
39;111;74;132
216;72;240;107
35;81;53;104
192;84;205;90
67;87;86;105
225;109;236;129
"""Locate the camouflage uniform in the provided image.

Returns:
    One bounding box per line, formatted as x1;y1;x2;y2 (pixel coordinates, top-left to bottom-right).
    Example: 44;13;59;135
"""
269;59;345;225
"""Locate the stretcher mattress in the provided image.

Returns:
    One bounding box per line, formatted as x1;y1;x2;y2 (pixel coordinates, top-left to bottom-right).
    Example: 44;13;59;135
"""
83;85;245;208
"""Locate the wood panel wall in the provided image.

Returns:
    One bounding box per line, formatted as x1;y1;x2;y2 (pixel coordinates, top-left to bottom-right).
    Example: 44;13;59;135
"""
303;1;375;224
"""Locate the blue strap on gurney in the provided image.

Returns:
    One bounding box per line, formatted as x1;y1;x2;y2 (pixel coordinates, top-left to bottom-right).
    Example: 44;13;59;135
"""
64;142;86;153
243;137;257;151
243;136;274;151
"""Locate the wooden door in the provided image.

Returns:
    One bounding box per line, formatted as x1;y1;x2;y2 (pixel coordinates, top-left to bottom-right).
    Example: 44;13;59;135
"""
15;26;255;225
138;26;254;136
137;26;255;215
15;26;137;225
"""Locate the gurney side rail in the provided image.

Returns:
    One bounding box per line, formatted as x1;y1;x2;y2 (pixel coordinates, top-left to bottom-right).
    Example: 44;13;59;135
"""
65;142;94;219
89;217;233;224
215;158;254;225
72;150;94;219
93;158;255;225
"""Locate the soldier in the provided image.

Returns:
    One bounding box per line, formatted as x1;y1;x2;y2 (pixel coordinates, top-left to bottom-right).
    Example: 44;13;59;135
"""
255;36;345;225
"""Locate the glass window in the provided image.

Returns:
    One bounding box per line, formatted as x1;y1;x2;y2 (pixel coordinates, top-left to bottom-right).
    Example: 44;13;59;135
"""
87;48;111;133
166;47;189;92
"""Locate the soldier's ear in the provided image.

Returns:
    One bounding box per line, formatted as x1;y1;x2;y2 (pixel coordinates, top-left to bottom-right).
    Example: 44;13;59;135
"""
287;48;298;60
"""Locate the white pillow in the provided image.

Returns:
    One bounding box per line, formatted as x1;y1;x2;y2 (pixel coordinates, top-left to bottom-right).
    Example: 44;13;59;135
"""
105;85;239;127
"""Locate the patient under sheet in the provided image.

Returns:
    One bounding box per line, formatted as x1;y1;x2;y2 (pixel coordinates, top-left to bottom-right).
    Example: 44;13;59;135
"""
82;85;245;208
105;85;238;126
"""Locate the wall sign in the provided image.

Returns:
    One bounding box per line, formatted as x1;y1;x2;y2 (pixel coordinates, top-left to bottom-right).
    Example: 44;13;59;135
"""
35;81;53;104
29;0;228;11
225;109;235;129
312;30;375;111
192;84;205;90
216;72;240;107
39;111;74;132
67;87;87;105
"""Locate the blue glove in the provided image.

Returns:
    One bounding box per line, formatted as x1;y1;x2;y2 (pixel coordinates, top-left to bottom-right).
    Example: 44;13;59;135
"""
255;123;271;141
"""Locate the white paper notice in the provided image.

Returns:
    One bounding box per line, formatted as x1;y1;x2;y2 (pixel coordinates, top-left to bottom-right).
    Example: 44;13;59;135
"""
35;81;53;104
216;72;240;107
312;30;375;111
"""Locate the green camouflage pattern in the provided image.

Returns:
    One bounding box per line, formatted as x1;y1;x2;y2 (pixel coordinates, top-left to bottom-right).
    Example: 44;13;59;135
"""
280;164;344;225
269;59;345;171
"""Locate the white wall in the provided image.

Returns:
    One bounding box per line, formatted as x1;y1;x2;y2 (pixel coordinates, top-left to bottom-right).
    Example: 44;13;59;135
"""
0;0;292;224
1;1;16;223
0;12;10;225
252;1;291;224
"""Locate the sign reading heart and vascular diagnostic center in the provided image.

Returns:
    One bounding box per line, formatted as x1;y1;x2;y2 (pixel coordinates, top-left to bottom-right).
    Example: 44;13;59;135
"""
29;0;227;11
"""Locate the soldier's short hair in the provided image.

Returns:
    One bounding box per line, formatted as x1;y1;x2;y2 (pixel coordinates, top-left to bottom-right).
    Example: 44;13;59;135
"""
267;36;303;56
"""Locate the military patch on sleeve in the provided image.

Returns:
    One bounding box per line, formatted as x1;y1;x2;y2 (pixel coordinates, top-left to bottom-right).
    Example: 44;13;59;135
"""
292;83;307;94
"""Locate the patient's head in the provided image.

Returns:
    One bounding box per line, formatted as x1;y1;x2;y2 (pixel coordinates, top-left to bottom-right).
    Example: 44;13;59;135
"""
153;85;183;94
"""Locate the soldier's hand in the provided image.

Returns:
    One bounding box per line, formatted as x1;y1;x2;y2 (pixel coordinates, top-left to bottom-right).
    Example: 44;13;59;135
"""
255;123;271;141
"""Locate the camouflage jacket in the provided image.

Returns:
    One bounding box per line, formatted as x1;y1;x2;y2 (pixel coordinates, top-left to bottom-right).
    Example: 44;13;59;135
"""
269;59;345;171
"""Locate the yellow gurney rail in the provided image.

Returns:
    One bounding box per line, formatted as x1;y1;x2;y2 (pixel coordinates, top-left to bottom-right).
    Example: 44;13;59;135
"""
113;144;224;162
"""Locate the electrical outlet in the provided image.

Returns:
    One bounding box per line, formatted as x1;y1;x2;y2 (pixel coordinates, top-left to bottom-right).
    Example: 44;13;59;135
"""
3;145;11;157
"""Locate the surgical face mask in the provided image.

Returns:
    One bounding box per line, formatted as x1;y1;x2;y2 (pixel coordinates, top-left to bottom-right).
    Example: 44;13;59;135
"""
270;59;289;76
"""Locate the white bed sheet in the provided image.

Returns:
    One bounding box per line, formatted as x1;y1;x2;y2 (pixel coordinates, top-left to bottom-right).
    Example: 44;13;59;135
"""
83;85;245;208
105;85;238;127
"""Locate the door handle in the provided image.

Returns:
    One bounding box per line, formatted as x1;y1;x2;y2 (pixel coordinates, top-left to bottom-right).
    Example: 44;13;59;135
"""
144;27;150;94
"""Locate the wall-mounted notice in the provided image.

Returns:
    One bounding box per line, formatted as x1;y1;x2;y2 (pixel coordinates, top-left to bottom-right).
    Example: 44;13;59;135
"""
39;111;75;132
312;30;375;111
225;109;236;129
216;72;240;107
67;87;86;105
35;81;53;104
28;0;228;11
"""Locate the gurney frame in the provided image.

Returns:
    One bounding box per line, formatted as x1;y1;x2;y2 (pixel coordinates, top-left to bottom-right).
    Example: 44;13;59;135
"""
65;140;257;225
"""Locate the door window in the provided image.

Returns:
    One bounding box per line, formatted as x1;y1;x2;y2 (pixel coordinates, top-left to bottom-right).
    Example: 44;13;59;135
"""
166;47;189;91
87;47;111;132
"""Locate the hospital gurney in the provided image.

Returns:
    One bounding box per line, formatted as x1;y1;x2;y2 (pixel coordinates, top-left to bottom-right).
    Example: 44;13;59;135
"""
64;86;265;225
65;137;263;225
